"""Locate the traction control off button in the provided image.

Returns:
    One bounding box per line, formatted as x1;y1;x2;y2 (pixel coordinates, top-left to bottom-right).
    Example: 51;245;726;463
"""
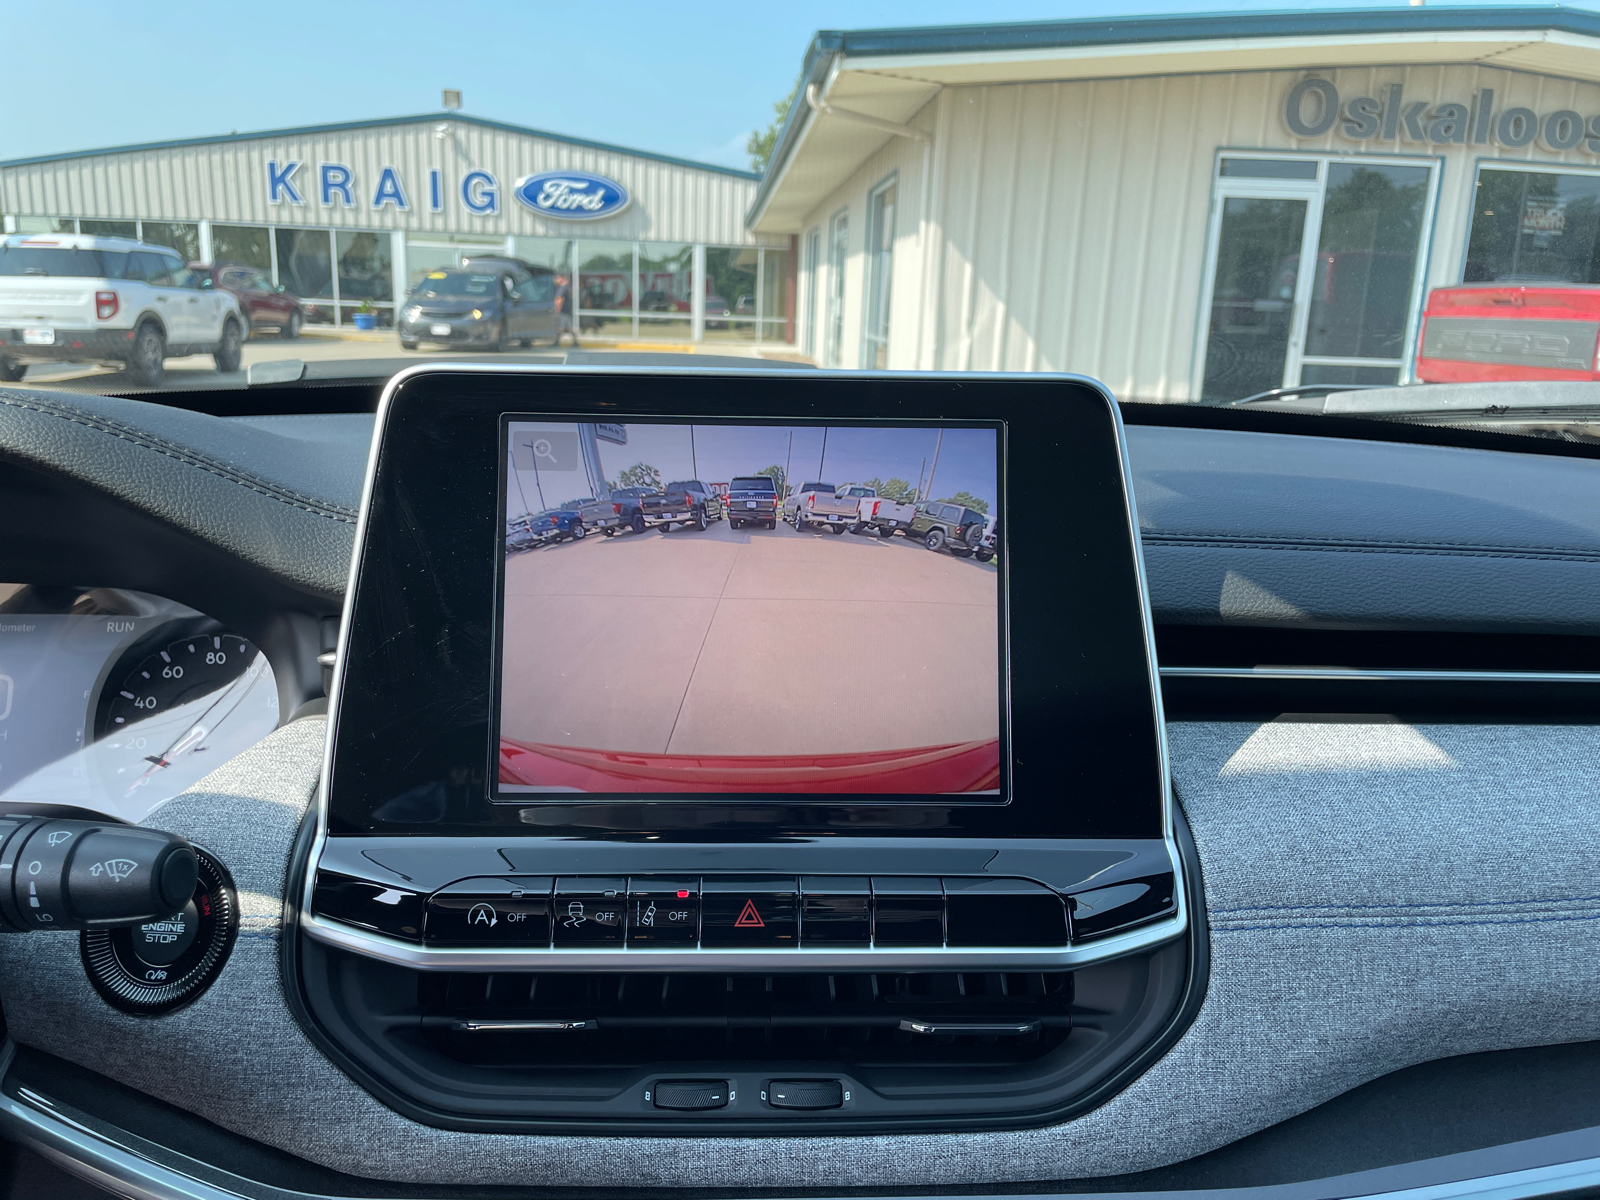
652;1079;729;1110
768;1080;844;1109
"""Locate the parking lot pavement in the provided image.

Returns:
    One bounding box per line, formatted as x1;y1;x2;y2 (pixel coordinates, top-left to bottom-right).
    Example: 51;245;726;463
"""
500;519;999;757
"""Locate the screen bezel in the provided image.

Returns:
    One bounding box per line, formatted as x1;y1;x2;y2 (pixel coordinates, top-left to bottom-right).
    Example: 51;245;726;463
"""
492;413;1010;806
325;367;1166;839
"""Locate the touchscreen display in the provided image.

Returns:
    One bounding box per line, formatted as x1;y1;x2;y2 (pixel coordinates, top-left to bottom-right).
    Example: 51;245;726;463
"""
495;419;1004;798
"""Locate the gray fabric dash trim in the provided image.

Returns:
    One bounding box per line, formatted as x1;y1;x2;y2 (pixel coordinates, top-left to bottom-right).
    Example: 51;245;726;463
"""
2;717;1598;1189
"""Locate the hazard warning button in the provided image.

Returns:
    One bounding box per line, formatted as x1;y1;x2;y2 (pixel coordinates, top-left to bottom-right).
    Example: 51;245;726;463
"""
700;877;798;947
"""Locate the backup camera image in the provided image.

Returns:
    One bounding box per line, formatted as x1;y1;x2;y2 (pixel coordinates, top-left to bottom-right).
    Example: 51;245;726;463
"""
497;419;1002;796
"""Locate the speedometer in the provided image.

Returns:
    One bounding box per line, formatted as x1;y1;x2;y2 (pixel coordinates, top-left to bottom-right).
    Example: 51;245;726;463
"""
100;631;257;734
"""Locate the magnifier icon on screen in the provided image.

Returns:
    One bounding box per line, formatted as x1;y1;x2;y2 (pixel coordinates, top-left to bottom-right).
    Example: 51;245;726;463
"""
531;437;556;464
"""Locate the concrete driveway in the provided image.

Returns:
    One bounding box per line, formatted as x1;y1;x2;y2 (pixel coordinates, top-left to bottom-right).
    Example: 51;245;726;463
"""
500;519;999;756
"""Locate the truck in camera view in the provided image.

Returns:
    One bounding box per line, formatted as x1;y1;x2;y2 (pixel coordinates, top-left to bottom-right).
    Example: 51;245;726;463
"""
784;481;860;533
559;497;623;534
858;493;919;536
639;480;723;531
725;475;780;529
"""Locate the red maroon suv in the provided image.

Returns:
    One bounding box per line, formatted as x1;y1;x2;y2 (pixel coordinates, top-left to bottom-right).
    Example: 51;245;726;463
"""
191;262;302;339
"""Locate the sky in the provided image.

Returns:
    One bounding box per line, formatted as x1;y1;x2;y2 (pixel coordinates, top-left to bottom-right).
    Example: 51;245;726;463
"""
3;0;1587;173
507;422;997;516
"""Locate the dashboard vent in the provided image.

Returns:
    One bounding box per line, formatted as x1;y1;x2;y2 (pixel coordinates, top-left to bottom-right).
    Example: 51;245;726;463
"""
419;970;1073;1066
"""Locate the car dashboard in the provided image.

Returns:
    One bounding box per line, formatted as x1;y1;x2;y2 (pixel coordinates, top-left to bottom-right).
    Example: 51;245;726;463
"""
0;373;1598;1200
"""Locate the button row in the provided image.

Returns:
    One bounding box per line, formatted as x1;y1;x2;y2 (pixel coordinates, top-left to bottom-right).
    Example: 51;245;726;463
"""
422;875;1070;949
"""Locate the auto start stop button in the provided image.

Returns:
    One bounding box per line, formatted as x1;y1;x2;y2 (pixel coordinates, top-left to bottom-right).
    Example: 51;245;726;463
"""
131;897;199;966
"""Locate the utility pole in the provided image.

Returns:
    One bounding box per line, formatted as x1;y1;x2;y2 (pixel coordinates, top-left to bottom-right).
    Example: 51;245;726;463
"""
530;452;547;510
914;456;927;502
783;430;793;498
690;425;698;478
923;429;944;503
817;427;828;479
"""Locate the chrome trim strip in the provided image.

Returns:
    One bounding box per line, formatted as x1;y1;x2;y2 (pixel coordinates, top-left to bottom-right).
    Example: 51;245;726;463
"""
454;1019;595;1031
900;1019;1041;1035
300;907;1186;972
1159;666;1600;684
307;369;1185;977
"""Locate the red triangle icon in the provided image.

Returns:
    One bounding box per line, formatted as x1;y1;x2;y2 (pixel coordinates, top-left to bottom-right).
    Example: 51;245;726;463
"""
734;898;765;927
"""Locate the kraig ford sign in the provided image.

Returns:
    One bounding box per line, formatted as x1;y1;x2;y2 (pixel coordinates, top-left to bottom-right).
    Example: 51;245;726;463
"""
1284;79;1600;153
513;171;630;221
265;161;630;221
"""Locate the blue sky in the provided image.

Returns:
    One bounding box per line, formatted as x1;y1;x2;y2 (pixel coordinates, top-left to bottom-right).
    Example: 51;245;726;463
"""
2;1;1584;172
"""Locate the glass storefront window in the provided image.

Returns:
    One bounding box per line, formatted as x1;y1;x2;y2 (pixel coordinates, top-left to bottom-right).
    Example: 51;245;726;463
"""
578;240;634;335
705;246;757;344
1465;168;1600;284
639;242;692;311
212;225;271;271
760;246;794;344
78;219;136;238
1200;197;1308;402
337;231;392;303
825;214;849;366
12;217;75;234
338;304;393;327
1304;164;1428;361
863;182;896;367
139;221;200;262
802;228;820;359
275;229;333;324
405;244;461;291
511;237;573;272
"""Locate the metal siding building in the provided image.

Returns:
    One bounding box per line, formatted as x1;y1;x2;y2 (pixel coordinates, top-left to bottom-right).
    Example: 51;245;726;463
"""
756;8;1600;399
1;115;793;341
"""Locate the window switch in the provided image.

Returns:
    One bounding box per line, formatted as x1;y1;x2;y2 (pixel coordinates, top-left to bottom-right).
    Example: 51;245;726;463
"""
767;1079;843;1109
652;1079;728;1110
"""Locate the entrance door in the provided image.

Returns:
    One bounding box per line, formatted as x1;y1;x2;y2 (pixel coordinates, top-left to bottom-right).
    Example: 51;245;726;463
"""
1197;157;1436;403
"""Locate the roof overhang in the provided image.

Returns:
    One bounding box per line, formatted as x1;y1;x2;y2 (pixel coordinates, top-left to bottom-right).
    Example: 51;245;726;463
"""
747;6;1600;234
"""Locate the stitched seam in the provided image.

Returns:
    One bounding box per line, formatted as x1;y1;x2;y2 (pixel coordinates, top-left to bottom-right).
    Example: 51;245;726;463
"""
1213;891;1600;914
1143;534;1600;563
0;393;357;523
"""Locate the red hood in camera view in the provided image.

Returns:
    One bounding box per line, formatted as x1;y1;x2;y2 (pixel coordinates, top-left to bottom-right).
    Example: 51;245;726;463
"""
499;737;1001;793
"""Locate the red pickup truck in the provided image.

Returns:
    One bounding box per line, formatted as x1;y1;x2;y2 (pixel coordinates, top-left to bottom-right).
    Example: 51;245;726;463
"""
1416;283;1600;382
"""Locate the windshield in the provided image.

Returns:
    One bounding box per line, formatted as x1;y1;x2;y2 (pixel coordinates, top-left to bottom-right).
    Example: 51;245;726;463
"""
409;272;499;300
9;5;1600;443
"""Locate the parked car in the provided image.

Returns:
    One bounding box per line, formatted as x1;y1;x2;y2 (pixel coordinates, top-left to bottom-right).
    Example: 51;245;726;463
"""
831;482;880;532
784;481;858;533
976;515;998;563
194;262;301;339
705;294;731;330
640;290;687;313
1415;282;1600;382
559;496;623;535
523;508;588;544
398;265;558;351
860;494;919;537
908;501;989;556
607;486;654;534
0;233;245;386
506;518;544;554
641;480;723;531
726;475;780;529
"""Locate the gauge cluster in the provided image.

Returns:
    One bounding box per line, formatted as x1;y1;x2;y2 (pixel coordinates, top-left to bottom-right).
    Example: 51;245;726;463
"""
0;585;279;822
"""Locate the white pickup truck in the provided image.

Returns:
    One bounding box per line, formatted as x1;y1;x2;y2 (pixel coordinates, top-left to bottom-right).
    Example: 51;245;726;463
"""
0;233;245;387
784;481;860;534
858;494;919;537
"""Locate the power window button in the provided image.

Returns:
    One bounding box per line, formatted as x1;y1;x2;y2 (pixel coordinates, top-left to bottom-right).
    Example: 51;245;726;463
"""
767;1079;843;1109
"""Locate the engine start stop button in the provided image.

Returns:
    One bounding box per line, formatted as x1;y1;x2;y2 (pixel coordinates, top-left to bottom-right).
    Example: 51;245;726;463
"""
131;898;199;966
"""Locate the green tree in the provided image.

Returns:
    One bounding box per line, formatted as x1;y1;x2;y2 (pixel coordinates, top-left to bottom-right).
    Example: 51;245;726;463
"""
753;464;787;498
936;491;989;515
618;463;662;489
747;79;800;174
864;476;916;502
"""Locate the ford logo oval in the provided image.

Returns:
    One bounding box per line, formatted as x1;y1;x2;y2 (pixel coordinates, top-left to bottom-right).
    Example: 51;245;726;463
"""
512;171;630;221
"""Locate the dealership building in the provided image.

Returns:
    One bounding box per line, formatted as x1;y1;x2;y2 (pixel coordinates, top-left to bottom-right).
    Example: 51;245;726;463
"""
0;116;792;344
754;6;1600;398
9;8;1600;392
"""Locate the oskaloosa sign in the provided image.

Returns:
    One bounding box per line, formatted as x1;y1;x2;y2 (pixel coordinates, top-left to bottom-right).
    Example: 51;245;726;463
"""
1284;78;1600;153
513;170;631;220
